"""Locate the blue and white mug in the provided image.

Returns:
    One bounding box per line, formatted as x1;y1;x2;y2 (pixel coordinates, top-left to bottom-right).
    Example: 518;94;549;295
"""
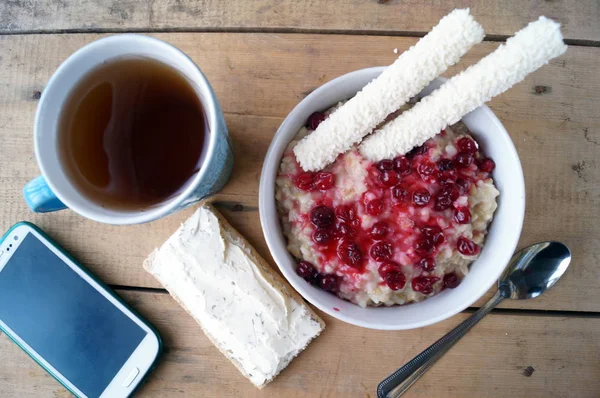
24;35;233;224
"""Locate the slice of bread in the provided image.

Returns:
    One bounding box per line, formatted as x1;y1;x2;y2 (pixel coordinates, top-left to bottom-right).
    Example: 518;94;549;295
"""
144;203;325;388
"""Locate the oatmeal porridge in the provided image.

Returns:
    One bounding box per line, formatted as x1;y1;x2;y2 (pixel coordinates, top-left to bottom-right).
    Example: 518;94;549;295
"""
276;110;499;307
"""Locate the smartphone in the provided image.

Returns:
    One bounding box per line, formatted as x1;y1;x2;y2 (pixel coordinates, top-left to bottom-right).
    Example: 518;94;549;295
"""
0;222;162;398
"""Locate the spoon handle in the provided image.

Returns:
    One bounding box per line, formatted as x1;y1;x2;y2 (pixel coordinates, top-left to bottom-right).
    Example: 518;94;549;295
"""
378;290;505;398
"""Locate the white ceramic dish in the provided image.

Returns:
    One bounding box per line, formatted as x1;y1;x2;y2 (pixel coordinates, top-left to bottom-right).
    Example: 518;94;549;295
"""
259;67;525;330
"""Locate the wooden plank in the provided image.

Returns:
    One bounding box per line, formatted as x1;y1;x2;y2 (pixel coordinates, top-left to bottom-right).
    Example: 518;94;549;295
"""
0;0;599;42
0;33;598;312
0;289;598;397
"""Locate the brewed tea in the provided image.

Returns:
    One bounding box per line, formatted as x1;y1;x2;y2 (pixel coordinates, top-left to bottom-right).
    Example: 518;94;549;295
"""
59;57;207;210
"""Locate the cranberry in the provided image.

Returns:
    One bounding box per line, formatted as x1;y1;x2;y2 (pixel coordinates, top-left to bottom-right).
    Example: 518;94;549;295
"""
407;144;427;158
314;172;335;190
379;170;400;186
335;222;356;238
433;232;446;246
378;262;406;290
378;261;401;278
440;169;458;185
457;237;480;256
433;184;458;211
417;162;435;180
366;198;384;216
376;159;394;171
318;274;339;292
369;222;389;239
310;205;334;229
337;241;363;268
439;184;460;201
421;225;442;237
336;205;356;223
455;152;474;169
412;275;440;295
443;273;460;289
296;261;318;282
294;172;315;191
421;225;446;246
419;257;436;271
392;187;410;206
456;137;478;154
312;228;332;245
456;178;471;194
413;236;434;256
438;159;455;172
412;189;431;207
453;207;472;224
386;273;407;290
421;226;445;246
393;156;411;175
307;112;326;130
370;241;393;261
434;194;452;211
478;158;496;173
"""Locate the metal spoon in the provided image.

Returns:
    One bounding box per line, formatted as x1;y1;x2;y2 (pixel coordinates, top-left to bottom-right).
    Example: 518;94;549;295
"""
377;241;571;398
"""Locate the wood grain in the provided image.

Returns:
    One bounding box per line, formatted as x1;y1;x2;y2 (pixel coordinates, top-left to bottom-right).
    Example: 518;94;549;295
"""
0;33;598;312
0;289;599;397
0;0;599;42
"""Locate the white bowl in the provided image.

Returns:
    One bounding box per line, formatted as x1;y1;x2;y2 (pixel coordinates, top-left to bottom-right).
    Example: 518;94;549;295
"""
259;67;525;330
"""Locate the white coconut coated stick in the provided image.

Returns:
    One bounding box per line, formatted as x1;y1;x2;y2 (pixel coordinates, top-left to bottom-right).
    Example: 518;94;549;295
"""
293;9;484;172
360;16;567;162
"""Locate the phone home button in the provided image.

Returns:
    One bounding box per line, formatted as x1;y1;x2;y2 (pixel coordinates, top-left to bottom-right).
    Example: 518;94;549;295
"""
123;367;140;387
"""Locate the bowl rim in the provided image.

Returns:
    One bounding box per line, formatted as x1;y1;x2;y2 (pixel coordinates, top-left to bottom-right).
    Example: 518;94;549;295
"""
259;67;525;330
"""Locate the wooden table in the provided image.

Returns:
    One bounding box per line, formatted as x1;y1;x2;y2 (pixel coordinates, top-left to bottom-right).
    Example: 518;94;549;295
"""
1;2;599;397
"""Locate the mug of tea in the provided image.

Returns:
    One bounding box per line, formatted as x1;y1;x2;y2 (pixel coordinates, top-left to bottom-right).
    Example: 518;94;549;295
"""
23;34;233;224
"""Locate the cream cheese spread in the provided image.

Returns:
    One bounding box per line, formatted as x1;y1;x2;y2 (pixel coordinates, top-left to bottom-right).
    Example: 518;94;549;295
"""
146;206;324;387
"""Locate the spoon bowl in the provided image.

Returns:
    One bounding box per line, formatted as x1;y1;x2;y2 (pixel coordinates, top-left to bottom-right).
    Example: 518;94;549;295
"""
499;241;571;300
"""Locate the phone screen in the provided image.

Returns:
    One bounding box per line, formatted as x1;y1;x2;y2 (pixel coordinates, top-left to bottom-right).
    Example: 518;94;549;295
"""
0;232;147;397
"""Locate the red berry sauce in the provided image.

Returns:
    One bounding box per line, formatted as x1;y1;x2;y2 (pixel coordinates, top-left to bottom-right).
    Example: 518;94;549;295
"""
279;120;496;305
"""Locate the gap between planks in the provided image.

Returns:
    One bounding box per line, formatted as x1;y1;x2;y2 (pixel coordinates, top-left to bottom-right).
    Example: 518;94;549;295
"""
110;285;600;319
0;27;598;48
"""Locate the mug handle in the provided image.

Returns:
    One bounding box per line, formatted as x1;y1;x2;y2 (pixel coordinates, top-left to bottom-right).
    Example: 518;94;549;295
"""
23;176;67;213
